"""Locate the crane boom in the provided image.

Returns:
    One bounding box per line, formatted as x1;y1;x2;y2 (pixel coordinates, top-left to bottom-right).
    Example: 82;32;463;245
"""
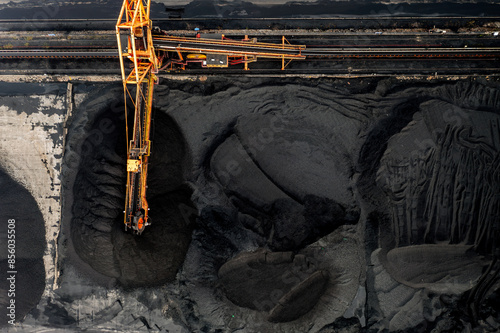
116;0;159;234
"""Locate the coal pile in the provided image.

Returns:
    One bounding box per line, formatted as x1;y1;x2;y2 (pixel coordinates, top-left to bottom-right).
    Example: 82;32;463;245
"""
0;168;45;327
167;77;499;331
218;249;330;322
64;85;194;287
2;76;499;332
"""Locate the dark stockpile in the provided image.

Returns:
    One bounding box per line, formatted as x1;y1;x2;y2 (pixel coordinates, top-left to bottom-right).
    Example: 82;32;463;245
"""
0;168;45;327
51;77;500;331
64;85;194;287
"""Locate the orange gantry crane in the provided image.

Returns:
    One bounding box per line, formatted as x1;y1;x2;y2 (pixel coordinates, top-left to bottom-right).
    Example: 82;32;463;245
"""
116;0;305;234
116;0;159;234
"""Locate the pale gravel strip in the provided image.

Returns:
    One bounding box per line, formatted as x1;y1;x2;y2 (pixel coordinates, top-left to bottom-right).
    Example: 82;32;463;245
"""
0;102;64;298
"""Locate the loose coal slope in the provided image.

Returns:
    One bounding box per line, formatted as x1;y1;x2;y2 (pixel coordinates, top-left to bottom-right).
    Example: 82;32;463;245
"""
358;80;500;331
378;98;500;252
64;84;194;287
0;167;45;327
157;77;500;332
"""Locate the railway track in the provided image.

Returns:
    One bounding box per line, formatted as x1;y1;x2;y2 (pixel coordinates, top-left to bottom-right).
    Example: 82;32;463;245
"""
304;47;500;58
0;58;497;76
1;17;499;23
0;50;117;58
1;15;500;32
1;16;500;25
1;45;499;59
0;32;498;74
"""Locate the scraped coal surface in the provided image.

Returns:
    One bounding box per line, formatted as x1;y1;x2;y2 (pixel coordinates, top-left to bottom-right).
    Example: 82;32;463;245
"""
384;245;487;294
65;85;194;287
0;168;45;327
375;97;500;253
218;249;329;322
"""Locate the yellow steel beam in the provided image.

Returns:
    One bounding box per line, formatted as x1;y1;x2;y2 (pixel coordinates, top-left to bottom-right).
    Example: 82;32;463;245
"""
116;0;159;234
116;0;159;86
153;35;306;66
154;35;305;51
169;46;306;60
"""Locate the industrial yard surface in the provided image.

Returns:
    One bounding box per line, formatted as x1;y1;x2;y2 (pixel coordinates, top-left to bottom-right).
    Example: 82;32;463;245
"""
0;1;499;332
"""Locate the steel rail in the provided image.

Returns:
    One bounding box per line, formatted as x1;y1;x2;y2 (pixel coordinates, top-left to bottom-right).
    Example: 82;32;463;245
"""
304;47;500;54
304;48;500;58
0;50;117;58
154;38;500;59
1;16;499;23
1;47;498;59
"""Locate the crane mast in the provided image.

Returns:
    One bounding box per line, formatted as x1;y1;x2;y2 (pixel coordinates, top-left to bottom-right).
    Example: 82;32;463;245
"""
116;0;159;234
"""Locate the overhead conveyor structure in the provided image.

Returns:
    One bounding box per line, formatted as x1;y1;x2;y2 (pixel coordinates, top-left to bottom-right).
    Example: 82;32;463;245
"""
153;34;306;70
